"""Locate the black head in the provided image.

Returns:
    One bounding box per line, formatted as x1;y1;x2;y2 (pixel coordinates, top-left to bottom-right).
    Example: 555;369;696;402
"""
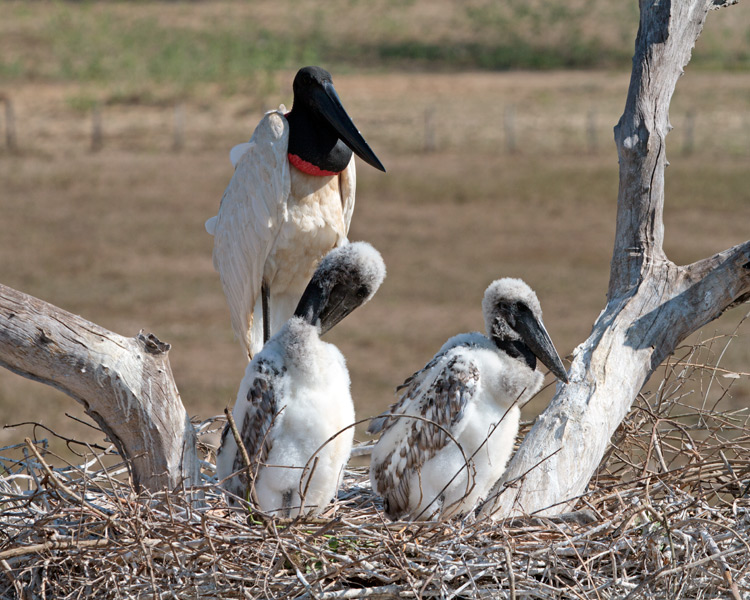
287;66;385;173
292;66;333;98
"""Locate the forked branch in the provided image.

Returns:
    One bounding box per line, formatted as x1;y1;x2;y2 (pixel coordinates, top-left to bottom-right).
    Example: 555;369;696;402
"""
483;0;749;519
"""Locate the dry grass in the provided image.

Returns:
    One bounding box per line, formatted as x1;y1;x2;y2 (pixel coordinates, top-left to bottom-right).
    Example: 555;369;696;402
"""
1;342;749;599
1;4;750;595
1;70;750;460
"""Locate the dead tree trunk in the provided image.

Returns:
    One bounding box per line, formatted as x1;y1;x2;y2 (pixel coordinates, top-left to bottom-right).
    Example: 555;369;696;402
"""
0;284;199;492
483;0;750;519
0;1;747;512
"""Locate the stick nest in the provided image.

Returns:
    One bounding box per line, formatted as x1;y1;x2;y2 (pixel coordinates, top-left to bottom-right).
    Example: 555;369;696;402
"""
2;343;749;599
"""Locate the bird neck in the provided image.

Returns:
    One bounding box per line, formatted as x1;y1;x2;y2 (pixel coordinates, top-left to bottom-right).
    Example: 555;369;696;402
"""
283;317;327;373
493;337;537;371
287;153;339;176
285;109;352;175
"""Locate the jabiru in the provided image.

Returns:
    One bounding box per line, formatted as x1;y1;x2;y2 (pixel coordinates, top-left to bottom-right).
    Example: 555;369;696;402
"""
206;66;385;359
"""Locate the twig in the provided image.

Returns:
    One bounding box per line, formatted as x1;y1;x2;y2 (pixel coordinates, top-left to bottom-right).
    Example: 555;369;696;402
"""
0;538;112;561
301;585;415;599
223;408;251;471
504;545;516;600
698;528;742;600
222;407;262;507
23;438;110;520
0;558;24;598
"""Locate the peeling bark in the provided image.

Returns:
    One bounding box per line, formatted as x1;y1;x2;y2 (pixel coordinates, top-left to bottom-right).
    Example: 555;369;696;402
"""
0;284;199;492
483;0;750;519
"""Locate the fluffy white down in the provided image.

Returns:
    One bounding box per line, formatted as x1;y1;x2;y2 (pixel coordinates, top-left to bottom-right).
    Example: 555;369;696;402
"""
370;333;540;520
482;278;544;334
218;318;354;516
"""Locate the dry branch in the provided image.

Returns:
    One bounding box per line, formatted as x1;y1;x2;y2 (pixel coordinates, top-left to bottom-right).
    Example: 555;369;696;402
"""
482;0;750;519
1;354;749;598
0;284;199;491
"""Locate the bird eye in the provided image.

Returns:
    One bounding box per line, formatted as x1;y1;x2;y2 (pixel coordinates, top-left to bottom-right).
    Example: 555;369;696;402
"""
496;302;518;325
356;285;369;299
515;302;532;316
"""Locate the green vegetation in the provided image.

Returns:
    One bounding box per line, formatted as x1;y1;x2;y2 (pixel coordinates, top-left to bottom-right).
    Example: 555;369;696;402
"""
1;0;747;100
1;4;314;99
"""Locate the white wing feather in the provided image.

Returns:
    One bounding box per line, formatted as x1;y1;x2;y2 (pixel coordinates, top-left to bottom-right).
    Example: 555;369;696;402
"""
210;109;291;358
339;156;356;241
204;215;217;235
229;142;253;168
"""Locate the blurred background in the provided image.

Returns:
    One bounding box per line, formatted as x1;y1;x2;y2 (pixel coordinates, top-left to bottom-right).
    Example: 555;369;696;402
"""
1;0;749;462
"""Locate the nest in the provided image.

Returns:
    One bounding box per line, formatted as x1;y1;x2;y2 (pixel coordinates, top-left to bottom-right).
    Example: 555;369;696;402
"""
2;344;750;599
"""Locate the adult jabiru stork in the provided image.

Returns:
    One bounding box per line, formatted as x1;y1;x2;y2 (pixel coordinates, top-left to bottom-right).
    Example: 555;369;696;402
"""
368;278;568;521
206;66;385;359
216;241;386;517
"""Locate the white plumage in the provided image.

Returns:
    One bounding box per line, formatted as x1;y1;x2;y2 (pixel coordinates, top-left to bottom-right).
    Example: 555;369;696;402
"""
206;67;384;360
206;107;356;359
216;317;353;516
217;242;386;517
368;278;568;520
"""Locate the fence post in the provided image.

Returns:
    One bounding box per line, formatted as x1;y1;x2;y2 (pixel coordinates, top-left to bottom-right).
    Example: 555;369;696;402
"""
1;94;18;153
423;106;436;153
173;103;185;152
504;105;517;154
91;104;103;152
682;110;695;156
587;109;598;153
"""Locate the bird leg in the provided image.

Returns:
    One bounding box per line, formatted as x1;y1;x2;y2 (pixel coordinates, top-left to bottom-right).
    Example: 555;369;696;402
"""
262;280;271;345
281;490;293;518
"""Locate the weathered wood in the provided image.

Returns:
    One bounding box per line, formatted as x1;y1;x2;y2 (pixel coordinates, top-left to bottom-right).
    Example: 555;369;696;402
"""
173;102;185;152
0;94;18;153
483;0;750;519
0;284;199;492
91;104;102;152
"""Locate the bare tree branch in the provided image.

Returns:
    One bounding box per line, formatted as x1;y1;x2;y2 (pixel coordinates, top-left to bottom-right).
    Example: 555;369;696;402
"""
0;284;199;491
482;0;749;519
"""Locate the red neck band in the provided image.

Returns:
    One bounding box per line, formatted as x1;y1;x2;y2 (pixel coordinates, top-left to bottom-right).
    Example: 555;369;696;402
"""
288;153;339;177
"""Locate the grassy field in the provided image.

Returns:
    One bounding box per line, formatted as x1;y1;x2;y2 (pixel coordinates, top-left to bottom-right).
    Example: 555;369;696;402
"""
1;2;750;460
1;1;749;98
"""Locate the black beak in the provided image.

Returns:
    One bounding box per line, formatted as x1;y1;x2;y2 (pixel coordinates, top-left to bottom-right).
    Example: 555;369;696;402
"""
294;279;360;335
314;81;386;173
514;310;569;384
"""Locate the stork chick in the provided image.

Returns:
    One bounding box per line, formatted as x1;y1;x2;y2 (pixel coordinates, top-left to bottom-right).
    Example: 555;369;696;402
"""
368;278;568;520
217;242;386;517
